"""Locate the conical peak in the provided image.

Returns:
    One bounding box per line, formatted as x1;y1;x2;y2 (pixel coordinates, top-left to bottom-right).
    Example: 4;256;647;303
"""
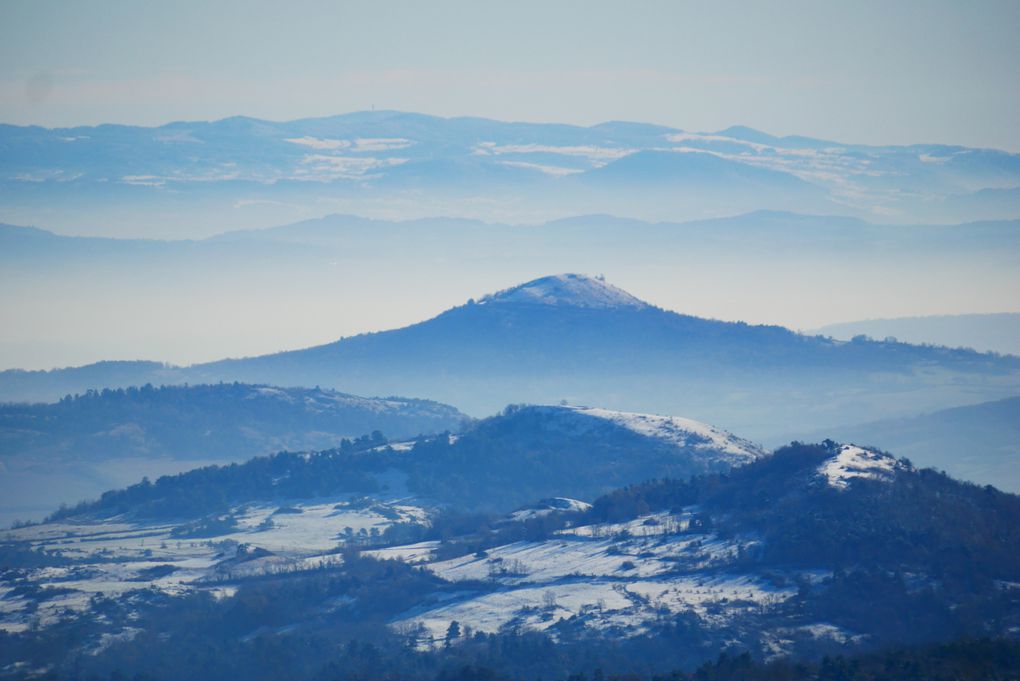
479;274;648;310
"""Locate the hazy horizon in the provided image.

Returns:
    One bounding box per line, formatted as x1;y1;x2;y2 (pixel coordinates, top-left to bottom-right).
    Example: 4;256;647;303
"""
3;1;1020;151
6;108;1020;153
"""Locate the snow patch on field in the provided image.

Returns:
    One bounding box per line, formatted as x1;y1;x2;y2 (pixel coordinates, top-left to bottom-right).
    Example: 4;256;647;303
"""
394;506;796;645
365;541;439;564
473;142;634;165
285;136;350;150
562;510;690;538
405;580;635;643
353;137;414;152
400;573;795;646
508;498;592;522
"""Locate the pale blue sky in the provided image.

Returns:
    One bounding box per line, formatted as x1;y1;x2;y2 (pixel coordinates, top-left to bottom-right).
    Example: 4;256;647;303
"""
1;0;1019;149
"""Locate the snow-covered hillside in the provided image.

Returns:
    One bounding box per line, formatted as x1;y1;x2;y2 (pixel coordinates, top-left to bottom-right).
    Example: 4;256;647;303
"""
0;403;770;635
0;487;430;634
504;404;764;471
3;438;1019;669
0;493;828;651
387;506;825;647
572;407;763;464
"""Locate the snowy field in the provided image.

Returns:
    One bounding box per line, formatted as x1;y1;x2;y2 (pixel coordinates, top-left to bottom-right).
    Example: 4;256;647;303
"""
391;509;822;647
2;495;829;646
0;491;431;632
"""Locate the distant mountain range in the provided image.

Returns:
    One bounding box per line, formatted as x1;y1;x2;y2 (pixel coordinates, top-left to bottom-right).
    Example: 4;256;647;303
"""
2;111;1018;237
3;274;1018;442
7;210;1018;260
813;313;1020;356
789;395;1020;492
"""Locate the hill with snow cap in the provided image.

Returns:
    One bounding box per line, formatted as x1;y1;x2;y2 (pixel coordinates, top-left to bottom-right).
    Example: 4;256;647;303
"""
34;402;765;525
480;273;647;309
389;404;766;510
392;440;1020;649
817;444;909;490
3;273;1018;441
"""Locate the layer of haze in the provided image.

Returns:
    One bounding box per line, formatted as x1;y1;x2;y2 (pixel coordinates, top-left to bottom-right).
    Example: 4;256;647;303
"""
2;1;1019;372
2;0;1019;151
2;235;1018;370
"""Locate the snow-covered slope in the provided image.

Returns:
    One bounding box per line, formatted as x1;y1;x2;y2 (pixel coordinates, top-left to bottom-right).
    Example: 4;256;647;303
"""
816;444;908;490
395;508;813;646
573;407;763;464
0;406;761;636
4;438;1017;662
479;273;647;309
364;404;768;511
0;486;431;633
511;404;765;467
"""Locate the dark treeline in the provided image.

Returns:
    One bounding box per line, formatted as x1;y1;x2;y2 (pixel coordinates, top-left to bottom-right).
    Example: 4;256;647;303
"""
47;431;390;520
8;576;1020;681
436;638;1020;681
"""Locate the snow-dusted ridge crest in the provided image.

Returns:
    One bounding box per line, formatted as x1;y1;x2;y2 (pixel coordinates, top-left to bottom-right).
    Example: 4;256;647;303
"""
479;273;648;310
817;444;910;490
539;405;764;464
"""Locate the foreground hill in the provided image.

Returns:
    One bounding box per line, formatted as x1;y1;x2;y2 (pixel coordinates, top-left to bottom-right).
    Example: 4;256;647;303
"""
393;441;1020;648
0;383;466;525
2;437;1017;679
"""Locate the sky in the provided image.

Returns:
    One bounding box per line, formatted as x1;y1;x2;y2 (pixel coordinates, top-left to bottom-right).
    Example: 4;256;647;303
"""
1;0;1019;150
